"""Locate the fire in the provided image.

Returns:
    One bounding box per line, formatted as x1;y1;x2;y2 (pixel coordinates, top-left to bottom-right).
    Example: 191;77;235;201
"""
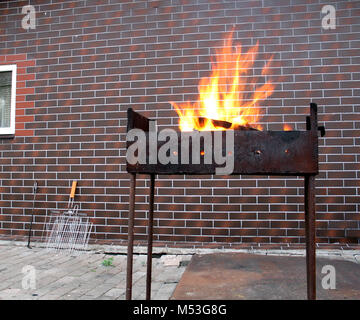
283;124;293;131
171;33;275;131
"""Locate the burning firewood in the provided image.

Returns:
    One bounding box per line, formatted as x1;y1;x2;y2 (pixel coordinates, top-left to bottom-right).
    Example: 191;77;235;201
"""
197;117;258;131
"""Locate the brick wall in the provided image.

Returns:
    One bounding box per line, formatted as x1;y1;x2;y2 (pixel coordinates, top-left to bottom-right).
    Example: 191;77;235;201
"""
0;0;359;245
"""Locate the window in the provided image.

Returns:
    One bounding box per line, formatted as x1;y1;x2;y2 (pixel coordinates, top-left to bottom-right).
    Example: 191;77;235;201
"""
0;64;16;136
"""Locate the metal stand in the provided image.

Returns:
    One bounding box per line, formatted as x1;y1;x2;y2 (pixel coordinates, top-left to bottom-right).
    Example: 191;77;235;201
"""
305;174;316;300
303;103;318;300
126;173;156;301
146;174;155;300
126;173;136;300
125;175;317;300
125;103;322;300
126;107;155;300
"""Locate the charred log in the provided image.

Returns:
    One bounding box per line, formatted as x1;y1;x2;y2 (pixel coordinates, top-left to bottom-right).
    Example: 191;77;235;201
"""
197;117;258;131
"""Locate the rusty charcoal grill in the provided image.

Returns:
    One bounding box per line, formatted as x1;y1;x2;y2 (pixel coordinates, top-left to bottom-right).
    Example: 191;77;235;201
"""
125;102;325;300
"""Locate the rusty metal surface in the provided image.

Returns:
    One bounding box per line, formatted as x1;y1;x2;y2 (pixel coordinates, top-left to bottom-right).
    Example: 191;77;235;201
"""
146;174;155;300
171;253;360;300
127;108;150;132
127;130;318;175
126;104;319;175
304;103;319;299
305;175;316;299
126;173;136;300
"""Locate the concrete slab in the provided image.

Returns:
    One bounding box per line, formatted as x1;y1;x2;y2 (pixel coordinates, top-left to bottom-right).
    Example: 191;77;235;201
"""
171;253;360;300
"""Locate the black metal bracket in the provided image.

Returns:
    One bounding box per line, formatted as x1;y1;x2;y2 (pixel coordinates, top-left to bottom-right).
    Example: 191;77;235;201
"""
306;117;325;137
317;125;325;137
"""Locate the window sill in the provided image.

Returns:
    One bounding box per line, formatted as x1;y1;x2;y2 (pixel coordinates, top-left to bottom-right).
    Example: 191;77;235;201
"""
0;134;15;139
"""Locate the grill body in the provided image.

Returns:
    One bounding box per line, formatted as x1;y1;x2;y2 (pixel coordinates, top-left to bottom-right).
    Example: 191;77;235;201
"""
125;103;323;300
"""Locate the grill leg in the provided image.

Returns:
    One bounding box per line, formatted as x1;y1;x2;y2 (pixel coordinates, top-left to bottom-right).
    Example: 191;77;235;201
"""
126;173;136;300
146;174;155;300
305;175;316;300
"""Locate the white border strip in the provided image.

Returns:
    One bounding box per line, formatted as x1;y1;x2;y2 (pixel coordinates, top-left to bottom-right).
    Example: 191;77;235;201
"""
0;64;17;136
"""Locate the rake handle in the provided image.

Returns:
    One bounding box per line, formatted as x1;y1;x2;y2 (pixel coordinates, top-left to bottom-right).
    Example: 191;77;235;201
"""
70;180;77;199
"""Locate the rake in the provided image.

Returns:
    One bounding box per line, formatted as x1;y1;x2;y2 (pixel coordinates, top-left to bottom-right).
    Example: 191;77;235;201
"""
43;181;93;254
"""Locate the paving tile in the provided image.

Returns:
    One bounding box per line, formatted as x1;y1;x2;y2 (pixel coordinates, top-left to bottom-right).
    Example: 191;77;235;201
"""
104;288;125;298
0;242;187;300
3;241;355;300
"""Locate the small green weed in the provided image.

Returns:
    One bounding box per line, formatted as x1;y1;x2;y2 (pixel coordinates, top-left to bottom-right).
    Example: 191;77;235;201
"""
102;257;114;267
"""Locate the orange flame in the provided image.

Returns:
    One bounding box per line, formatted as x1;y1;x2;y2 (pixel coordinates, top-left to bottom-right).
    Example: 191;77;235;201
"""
171;33;275;131
283;124;292;131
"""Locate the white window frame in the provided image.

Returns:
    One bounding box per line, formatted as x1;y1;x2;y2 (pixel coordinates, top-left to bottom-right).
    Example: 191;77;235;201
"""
0;64;17;136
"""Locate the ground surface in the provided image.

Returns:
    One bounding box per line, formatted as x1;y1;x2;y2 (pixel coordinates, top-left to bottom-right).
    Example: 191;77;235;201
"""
1;241;360;300
0;244;189;300
172;252;360;300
